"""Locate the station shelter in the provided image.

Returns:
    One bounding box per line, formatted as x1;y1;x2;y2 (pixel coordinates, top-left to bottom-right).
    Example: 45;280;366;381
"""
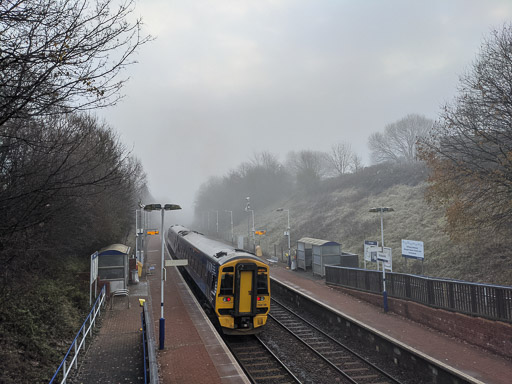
297;237;358;277
97;244;131;293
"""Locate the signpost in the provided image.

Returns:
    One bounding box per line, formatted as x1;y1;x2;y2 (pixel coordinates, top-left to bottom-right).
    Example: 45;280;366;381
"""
378;247;392;271
401;239;424;259
165;259;188;267
402;239;424;273
364;240;378;269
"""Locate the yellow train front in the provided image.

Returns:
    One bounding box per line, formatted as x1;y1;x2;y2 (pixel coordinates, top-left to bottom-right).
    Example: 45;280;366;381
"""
166;225;270;335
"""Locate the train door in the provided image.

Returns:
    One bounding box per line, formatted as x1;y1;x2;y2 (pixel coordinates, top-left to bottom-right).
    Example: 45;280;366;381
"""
235;263;257;316
239;271;253;312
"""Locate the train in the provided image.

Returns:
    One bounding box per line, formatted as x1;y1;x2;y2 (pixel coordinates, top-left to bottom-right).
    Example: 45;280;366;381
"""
165;225;271;335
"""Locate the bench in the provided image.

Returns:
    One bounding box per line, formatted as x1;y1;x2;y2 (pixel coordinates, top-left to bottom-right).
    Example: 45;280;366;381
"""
111;289;130;309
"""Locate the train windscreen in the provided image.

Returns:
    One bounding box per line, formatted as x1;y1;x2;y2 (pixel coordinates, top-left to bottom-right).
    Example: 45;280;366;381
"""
220;273;233;295
256;271;269;294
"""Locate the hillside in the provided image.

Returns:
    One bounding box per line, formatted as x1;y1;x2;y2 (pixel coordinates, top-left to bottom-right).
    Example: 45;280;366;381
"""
229;162;512;286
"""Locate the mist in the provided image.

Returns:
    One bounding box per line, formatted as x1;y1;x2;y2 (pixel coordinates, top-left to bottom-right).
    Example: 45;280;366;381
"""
99;0;512;220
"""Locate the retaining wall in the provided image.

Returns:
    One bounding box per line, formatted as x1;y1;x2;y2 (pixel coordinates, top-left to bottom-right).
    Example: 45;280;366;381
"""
331;285;512;359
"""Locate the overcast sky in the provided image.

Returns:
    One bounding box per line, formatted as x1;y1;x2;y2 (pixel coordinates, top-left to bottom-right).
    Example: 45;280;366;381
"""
100;0;512;222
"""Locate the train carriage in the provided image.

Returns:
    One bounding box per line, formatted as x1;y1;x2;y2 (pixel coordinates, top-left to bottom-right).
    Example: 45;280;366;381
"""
166;225;270;334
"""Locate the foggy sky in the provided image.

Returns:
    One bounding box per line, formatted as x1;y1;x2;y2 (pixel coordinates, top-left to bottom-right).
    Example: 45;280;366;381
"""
100;0;512;223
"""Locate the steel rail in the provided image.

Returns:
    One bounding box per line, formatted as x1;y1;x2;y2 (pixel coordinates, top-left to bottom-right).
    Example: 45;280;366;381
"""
270;298;402;384
254;334;302;384
225;334;301;384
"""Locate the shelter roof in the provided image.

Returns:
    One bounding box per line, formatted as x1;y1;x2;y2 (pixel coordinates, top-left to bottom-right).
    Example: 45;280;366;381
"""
98;244;131;256
297;237;340;246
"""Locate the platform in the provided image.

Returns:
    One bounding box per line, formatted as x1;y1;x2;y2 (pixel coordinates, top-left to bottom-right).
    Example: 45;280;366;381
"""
269;265;512;384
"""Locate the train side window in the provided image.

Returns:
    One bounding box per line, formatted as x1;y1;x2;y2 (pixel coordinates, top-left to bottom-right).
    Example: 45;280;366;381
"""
256;273;269;294
220;273;233;295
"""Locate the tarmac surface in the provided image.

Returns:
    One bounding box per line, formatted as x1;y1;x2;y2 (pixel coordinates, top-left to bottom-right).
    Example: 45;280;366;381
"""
70;235;512;384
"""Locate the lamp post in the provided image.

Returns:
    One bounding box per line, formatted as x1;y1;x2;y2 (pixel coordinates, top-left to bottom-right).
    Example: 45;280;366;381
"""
144;203;181;350
245;197;255;251
214;210;219;234
135;208;141;262
276;208;291;267
248;209;255;251
225;210;234;244
369;207;394;313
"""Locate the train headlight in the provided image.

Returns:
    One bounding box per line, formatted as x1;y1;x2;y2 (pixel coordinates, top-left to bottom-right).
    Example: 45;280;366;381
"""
223;297;232;302
257;296;265;301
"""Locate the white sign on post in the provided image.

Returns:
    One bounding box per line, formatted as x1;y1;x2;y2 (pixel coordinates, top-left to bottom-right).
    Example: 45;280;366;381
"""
377;251;389;262
368;245;379;263
165;259;188;267
402;239;424;260
377;247;392;271
364;240;378;262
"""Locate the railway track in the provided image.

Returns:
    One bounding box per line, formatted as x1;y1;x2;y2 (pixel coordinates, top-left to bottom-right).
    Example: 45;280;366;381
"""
225;335;301;384
269;298;402;384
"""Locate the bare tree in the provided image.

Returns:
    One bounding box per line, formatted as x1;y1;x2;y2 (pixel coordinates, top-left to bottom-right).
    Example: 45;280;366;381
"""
286;150;328;191
194;151;292;224
0;113;143;269
368;114;433;164
419;23;512;238
351;153;364;173
0;0;151;126
250;151;282;171
327;142;355;176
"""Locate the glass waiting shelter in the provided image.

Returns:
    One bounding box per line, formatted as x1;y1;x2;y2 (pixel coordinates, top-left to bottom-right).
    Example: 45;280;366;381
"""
97;244;131;292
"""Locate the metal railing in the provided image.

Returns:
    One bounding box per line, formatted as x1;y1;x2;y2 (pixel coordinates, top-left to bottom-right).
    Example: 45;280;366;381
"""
325;266;512;322
141;302;159;383
49;285;107;384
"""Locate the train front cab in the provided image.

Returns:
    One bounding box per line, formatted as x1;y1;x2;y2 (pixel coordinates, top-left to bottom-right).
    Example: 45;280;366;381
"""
216;260;270;334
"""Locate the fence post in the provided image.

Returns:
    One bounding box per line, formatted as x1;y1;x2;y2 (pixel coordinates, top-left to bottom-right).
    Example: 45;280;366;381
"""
427;279;435;305
495;288;505;320
469;285;477;314
448;283;455;309
405;275;411;298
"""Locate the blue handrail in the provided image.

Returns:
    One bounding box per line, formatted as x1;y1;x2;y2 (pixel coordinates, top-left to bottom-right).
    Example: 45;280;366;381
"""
49;285;106;384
